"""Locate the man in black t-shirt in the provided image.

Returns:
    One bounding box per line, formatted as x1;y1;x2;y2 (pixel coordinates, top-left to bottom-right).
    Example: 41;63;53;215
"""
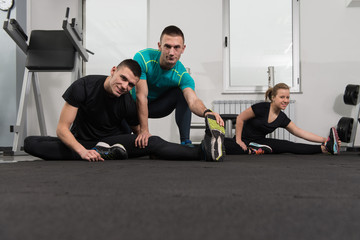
24;59;225;162
62;74;139;141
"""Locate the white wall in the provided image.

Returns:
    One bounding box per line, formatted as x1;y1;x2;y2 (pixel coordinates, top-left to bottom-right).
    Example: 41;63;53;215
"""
297;0;360;145
147;0;224;143
147;0;360;146
26;0;360;146
85;0;147;76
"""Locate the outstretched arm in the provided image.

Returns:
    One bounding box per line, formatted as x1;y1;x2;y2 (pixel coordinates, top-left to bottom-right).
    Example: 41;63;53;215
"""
182;88;224;126
286;121;327;143
56;102;103;161
235;107;256;151
134;79;151;148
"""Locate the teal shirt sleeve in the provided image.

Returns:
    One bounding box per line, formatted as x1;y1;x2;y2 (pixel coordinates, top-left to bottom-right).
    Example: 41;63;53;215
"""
176;62;195;91
133;51;147;80
179;71;195;91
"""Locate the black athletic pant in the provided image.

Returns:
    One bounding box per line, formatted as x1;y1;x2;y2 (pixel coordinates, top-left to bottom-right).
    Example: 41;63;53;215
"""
142;88;191;143
24;135;201;161
225;137;322;155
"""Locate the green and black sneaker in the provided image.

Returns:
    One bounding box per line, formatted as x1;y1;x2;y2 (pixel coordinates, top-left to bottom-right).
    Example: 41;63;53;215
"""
203;114;226;161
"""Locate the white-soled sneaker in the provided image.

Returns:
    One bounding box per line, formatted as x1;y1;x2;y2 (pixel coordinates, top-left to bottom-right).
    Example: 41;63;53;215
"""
203;115;225;161
248;142;272;155
93;142;128;160
324;127;340;155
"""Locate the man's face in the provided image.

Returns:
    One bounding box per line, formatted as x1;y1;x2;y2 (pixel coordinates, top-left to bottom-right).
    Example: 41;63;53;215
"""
158;34;186;69
109;66;139;97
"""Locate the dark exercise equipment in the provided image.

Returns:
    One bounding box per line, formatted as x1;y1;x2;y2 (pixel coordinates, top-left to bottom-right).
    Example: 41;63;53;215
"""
337;84;360;150
220;114;237;138
3;7;93;155
337;117;353;143
343;84;359;105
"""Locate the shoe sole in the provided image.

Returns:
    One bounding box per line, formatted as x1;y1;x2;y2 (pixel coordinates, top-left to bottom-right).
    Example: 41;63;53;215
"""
96;142;110;148
94;142;128;160
111;143;126;152
95;142;126;152
206;116;225;161
248;142;273;154
331;127;340;155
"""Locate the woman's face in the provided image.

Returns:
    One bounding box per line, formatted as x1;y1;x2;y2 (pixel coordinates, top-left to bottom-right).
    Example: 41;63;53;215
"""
272;88;290;110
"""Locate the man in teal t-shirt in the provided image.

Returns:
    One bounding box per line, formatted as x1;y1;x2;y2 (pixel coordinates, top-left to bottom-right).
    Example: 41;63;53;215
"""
131;25;224;148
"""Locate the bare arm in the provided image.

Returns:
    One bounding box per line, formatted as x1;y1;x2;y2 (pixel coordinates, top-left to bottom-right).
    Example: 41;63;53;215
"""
56;102;103;161
182;88;224;126
134;79;151;148
286;121;327;143
235;107;256;151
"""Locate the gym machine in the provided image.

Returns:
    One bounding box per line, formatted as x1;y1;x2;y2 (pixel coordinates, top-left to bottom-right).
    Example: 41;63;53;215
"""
3;7;93;155
337;84;360;151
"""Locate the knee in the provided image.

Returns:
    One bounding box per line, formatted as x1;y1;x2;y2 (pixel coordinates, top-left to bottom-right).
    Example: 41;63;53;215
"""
24;136;36;154
23;136;55;154
148;136;164;148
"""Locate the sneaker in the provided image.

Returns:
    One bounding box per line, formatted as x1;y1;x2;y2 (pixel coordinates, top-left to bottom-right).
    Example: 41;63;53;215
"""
324;127;340;155
181;139;195;147
93;142;128;160
203;115;225;161
248;142;272;155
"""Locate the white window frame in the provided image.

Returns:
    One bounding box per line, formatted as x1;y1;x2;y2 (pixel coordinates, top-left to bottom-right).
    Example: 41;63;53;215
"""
222;0;300;93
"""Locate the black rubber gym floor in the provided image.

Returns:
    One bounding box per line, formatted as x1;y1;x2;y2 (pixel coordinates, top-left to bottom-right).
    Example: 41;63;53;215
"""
1;153;360;240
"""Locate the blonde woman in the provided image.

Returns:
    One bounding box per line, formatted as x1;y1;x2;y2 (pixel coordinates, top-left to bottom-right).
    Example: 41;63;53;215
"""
224;83;340;155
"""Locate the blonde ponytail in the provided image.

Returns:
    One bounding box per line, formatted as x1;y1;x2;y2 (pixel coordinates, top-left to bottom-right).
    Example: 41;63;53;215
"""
265;88;274;101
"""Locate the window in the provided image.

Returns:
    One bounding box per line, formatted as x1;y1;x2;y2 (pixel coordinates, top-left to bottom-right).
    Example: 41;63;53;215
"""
223;0;300;93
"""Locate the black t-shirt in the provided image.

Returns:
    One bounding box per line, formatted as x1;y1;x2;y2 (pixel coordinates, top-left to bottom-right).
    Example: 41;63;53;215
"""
62;75;139;140
242;102;291;142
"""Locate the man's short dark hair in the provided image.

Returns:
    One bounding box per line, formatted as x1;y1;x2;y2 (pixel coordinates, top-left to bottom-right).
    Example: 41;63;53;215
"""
117;59;141;78
160;25;185;43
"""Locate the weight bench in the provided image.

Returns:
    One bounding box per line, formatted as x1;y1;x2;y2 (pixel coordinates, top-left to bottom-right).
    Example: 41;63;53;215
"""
3;7;92;155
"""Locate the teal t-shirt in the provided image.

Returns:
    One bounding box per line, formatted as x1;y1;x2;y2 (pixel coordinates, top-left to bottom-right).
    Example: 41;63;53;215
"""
130;48;195;102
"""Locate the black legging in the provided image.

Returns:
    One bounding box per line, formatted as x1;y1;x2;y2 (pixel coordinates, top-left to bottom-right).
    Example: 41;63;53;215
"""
24;135;201;161
148;88;191;142
225;137;322;155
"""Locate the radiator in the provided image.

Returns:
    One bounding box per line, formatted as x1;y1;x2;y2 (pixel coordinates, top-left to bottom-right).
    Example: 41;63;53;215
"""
212;100;296;141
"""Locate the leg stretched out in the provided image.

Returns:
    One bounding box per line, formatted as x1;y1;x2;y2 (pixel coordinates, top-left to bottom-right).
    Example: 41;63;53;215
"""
24;135;201;161
24;115;226;161
101;135;201;160
224;137;322;155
